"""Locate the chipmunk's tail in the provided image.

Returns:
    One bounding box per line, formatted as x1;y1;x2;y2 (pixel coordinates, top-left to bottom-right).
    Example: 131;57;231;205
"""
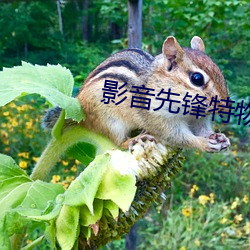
41;106;62;130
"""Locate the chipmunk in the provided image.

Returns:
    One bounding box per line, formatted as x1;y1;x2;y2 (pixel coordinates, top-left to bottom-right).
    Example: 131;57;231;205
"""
44;36;230;153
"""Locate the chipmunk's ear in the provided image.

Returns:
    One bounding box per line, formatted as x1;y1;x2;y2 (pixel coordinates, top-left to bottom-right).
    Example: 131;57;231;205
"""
162;36;184;62
191;36;205;52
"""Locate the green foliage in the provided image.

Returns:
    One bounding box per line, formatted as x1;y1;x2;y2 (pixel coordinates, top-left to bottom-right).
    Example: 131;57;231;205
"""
0;62;84;121
0;154;64;249
0;62;137;248
138;196;249;249
0;1;249;249
0;0;249;98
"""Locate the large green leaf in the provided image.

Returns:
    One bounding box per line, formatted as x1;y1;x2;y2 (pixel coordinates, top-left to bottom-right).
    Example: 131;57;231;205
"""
66;142;96;165
96;167;136;212
0;154;30;181
20;181;64;213
79;199;103;227
0;176;32;201
0;154;65;248
56;205;80;250
63;154;110;213
64;151;137;214
0;62;85;121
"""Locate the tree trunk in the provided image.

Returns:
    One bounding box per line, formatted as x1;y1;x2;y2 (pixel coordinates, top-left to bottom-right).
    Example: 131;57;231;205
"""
56;0;63;36
125;224;137;250
128;0;142;49
82;0;89;41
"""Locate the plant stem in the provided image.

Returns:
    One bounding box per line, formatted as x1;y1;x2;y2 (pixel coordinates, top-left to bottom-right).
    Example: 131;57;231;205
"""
30;125;118;181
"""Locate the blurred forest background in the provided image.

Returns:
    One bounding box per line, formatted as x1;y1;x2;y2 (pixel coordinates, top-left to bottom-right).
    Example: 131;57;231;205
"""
0;0;249;249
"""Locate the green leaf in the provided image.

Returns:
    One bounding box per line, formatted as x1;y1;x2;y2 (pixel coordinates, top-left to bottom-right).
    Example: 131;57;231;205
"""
0;182;33;217
64;154;111;213
80;199;103;226
103;200;119;219
0;154;65;244
4;210;31;238
0;176;32;201
80;226;92;240
0;181;64;239
96;167;136;212
20;181;64;213
66;142;96;165
0;231;10;250
0;154;30;181
56;205;80;250
52;109;65;139
26;197;63;222
0;62;85;122
45;221;56;249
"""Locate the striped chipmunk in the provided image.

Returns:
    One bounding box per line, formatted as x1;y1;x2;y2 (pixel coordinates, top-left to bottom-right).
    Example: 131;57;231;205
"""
43;36;230;153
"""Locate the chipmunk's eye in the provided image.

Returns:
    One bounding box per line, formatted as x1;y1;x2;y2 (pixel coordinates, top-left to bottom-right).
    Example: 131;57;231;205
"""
190;72;204;87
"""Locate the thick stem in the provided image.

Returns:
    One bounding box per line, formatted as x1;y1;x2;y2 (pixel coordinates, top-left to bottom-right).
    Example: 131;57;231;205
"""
30;126;118;181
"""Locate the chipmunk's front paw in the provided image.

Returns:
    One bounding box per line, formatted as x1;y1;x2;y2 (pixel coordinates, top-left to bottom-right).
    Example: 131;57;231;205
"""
206;133;230;152
128;134;156;152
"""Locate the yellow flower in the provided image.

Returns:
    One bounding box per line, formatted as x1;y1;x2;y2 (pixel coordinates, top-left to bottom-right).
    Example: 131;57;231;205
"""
32;157;39;162
232;150;237;156
236;229;242;237
189;184;199;198
194;238;201;247
11;119;18;127
234;214;243;224
66;176;75;182
0;130;8;138
244;221;250;234
70;165;77;172
221;162;228;167
220;217;228;224
3;138;9;145
198;195;210;206
221;232;227;238
231;198;240;209
4;147;10;152
179;247;186;250
62;160;69;166
17;105;31;112
19;161;28;169
63;182;69;189
3;111;9;116
26;121;33;129
209;193;215;204
9;102;16;108
18;152;30;159
51;175;61;183
182;207;192;217
75;159;81;165
235;157;242;163
243;195;248;204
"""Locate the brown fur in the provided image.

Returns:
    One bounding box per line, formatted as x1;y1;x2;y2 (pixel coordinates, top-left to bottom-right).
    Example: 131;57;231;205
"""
77;36;230;152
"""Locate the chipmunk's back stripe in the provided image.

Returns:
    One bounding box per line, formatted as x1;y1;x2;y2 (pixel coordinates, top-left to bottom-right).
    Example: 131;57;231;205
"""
91;60;140;79
118;48;154;62
96;73;130;84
